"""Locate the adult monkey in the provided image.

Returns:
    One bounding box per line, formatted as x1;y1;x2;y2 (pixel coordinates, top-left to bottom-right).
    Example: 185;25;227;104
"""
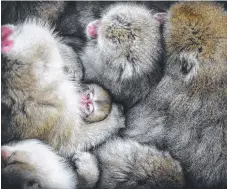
1;1;175;55
82;2;227;189
161;2;227;188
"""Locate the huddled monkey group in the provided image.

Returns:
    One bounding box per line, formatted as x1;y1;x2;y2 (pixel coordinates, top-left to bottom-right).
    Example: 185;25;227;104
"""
1;1;227;189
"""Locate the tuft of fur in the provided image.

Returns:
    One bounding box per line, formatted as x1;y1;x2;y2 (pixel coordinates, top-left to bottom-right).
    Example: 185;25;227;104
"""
72;151;99;189
94;138;184;189
1;19;125;157
82;3;164;109
161;2;227;189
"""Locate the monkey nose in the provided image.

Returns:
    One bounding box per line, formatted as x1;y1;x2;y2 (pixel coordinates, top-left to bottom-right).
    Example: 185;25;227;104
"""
1;26;13;53
82;100;92;105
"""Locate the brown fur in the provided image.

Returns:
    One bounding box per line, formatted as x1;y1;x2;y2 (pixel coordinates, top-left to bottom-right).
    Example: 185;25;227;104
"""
163;2;227;188
166;2;227;62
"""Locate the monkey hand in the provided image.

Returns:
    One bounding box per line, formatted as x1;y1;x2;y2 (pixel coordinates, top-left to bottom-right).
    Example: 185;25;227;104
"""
72;151;99;189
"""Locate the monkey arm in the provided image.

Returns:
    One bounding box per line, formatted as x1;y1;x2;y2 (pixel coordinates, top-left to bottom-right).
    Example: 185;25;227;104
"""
71;151;100;189
75;104;125;151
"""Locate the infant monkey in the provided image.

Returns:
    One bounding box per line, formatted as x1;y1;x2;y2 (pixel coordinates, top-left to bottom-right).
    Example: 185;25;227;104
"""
1;19;125;157
79;84;112;123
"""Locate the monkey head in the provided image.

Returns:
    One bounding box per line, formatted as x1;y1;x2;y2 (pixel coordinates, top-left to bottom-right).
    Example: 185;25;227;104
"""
163;2;227;94
85;4;166;77
79;84;112;123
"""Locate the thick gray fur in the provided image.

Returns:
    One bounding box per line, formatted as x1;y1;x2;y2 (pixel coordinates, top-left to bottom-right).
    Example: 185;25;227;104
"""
1;138;184;189
81;3;164;110
82;2;227;189
93;138;184;189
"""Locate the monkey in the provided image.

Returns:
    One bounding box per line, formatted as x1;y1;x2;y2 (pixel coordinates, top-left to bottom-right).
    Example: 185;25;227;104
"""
1;138;185;189
79;83;112;123
93;137;185;189
1;139;100;189
79;2;227;189
1;139;78;189
79;3;171;149
81;3;165;110
1;19;125;158
1;1;175;38
155;2;227;189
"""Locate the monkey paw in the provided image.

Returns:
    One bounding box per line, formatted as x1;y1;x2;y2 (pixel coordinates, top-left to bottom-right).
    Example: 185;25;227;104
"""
72;151;99;188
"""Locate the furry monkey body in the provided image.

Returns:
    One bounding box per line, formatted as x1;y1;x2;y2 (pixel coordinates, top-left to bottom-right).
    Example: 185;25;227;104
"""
81;4;169;147
161;2;227;189
1;20;125;157
82;4;164;110
1;140;78;189
83;2;227;189
1;139;184;189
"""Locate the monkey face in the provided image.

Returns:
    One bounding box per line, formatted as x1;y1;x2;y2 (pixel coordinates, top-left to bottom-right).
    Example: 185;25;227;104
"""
80;84;112;123
1;140;76;189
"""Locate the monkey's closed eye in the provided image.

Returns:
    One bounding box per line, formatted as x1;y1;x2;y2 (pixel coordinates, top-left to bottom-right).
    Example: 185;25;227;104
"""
86;103;94;115
87;92;93;100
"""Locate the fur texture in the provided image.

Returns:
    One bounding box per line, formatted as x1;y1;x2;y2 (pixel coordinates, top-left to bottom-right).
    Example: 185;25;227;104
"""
81;3;164;110
161;2;227;188
94;138;184;189
2;138;184;189
2;139;77;189
1;20;125;157
111;2;227;189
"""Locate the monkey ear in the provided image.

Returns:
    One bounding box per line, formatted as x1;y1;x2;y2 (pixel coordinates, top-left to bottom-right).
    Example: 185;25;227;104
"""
154;12;168;25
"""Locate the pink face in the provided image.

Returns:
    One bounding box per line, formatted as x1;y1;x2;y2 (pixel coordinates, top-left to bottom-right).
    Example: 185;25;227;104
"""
86;20;101;38
1;26;13;53
80;91;94;115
